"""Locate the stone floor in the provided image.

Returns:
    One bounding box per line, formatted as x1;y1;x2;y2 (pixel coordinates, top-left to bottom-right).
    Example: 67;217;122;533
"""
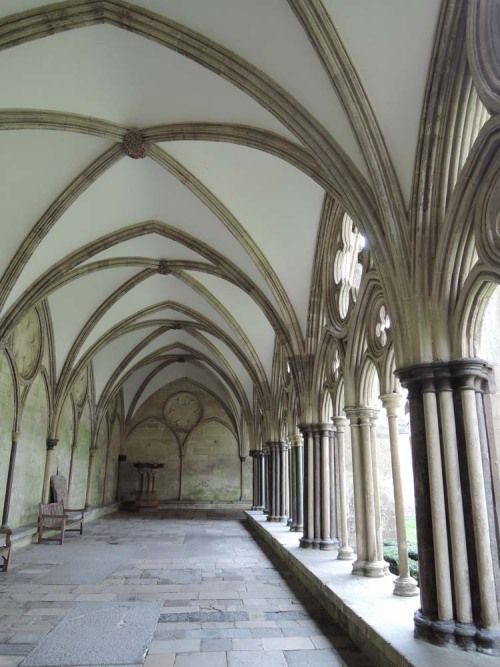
0;510;374;667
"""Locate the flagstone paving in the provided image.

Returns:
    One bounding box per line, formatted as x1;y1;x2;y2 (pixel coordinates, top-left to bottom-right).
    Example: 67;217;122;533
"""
0;510;374;667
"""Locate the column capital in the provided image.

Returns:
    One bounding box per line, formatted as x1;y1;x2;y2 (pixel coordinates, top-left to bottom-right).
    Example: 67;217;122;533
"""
46;438;58;450
289;434;304;447
11;431;20;442
331;415;347;431
344;406;377;422
297;423;312;437
396;358;493;391
379;392;402;416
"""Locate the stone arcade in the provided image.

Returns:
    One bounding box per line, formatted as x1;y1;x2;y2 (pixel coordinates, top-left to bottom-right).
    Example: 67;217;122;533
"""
0;1;499;666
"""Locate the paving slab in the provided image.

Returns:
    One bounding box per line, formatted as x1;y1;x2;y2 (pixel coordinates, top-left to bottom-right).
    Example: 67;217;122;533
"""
4;510;377;667
21;601;162;666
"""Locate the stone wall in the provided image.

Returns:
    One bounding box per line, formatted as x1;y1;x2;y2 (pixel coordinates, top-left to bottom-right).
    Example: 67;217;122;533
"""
0;307;122;530
120;379;251;503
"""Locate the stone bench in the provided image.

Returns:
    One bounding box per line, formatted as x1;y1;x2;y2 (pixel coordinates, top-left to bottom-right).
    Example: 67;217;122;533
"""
0;527;12;571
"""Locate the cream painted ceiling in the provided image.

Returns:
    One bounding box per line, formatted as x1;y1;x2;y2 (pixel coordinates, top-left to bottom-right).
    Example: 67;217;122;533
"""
0;0;440;432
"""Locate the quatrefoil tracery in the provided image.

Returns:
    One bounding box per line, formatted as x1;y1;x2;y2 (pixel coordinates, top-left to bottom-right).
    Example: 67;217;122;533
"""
375;305;391;347
333;215;365;320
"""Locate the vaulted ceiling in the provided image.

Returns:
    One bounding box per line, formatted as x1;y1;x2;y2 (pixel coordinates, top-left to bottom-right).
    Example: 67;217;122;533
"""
0;0;441;434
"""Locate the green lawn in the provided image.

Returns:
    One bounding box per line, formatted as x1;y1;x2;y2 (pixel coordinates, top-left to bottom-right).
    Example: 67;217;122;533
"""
405;514;417;543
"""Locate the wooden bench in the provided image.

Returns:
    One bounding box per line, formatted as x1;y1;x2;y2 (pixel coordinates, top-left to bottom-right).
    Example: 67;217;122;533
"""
38;501;84;544
51;473;85;534
0;528;12;571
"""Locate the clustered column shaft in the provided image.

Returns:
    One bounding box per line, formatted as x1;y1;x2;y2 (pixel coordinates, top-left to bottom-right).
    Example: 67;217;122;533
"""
332;416;354;560
287;434;304;532
265;442;288;523
397;359;500;654
380;393;418;596
345;407;385;577
249;450;265;510
299;423;337;549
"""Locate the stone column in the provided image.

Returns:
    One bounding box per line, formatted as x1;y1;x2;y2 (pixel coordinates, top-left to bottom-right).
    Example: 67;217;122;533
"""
319;423;334;550
290;434;304;532
359;411;383;576
267;443;274;519
258;450;266;510
328;424;340;546
85;447;96;508
368;411;387;572
279;441;289;521
117;454;127;500
345;408;385;577
1;431;20;527
288;434;303;531
333;416;354;560
288;438;296;527
313;425;321;548
266;442;280;522
345;409;365;573
380;393;418;596
263;446;270;515
239;456;246;501
178;452;184;501
249;451;260;509
397;359;500;654
299;425;314;548
42;438;58;503
67;436;77;504
456;367;499;632
273;442;280;520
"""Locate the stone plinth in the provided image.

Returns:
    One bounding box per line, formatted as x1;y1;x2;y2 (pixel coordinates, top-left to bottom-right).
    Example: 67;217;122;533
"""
133;462;164;511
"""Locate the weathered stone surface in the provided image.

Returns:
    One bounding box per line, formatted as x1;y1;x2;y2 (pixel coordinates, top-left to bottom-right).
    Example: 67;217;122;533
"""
21;601;162;666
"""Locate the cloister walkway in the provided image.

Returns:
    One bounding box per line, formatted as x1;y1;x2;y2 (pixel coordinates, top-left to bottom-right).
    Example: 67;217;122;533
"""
0;510;372;667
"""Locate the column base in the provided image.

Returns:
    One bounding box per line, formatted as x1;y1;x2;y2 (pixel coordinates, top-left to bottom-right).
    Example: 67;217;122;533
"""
319;539;335;551
393;575;419;597
312;538;322;550
337;545;355;560
352;558;366;575
251;505;264;511
299;537;314;549
290;524;303;532
414;610;500;655
363;560;387;577
278;515;288;522
287;518;294;526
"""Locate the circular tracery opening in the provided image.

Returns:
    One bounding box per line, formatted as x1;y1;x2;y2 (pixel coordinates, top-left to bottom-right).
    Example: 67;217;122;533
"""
375;305;391;347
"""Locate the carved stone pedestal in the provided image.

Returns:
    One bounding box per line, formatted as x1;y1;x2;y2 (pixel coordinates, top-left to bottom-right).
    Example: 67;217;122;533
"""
133;462;164;511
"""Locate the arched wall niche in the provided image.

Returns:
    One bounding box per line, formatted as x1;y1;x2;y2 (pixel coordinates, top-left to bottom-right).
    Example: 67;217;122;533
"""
11;372;48;527
121;377;250;503
183;419;242;501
